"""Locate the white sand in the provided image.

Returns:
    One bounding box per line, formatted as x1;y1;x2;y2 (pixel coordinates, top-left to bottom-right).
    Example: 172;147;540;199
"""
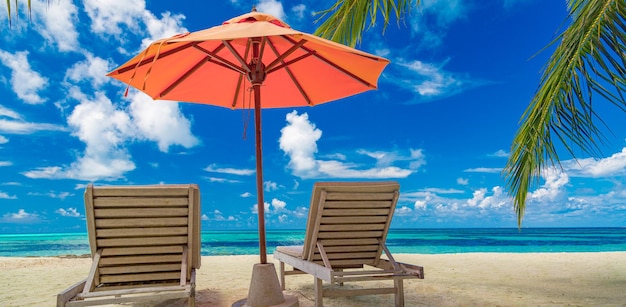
1;252;625;306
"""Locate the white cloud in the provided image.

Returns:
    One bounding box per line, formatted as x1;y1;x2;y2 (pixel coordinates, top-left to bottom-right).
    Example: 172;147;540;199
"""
529;168;569;203
457;177;469;185
396;206;413;216
241;192;253;198
489;149;510;158
279;111;420;179
256;0;286;20
271;198;287;211
409;0;467;48
464;167;502;173
0;119;65;134
84;0;187;52
56;207;80;217
0;191;17;199
0;105;22;119
279;111;322;177
204;177;240;183
129;94;199;152
264;181;280;192
562;148;626;177
396;59;466;99
28;0;80;52
291;4;307;19
0;161;12;167
0;105;66;134
1;209;39;222
84;0;146;37
0;135;8;144
65;53;113;88
204;164;255;176
0;50;48;104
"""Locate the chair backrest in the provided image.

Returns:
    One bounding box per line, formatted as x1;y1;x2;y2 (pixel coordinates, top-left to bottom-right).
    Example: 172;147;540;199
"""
84;184;201;289
302;182;399;269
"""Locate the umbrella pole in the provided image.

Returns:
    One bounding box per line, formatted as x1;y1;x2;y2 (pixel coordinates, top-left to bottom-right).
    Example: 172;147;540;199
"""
254;83;267;265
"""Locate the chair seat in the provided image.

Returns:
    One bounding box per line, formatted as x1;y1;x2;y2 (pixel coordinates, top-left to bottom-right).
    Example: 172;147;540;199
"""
275;245;303;258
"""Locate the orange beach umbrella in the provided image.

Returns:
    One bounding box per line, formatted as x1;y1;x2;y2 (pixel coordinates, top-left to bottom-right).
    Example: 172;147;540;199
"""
107;11;389;265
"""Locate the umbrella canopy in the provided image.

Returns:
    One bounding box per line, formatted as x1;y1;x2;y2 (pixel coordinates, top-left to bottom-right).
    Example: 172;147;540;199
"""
107;11;389;264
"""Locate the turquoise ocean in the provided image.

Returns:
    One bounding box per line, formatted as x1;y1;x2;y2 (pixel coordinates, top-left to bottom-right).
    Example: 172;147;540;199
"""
1;228;625;257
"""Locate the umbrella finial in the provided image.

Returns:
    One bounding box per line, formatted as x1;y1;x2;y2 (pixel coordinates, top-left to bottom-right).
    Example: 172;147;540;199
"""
251;6;257;12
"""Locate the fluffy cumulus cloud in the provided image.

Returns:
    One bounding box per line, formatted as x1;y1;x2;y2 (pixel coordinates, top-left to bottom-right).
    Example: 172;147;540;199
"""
128;93;199;152
256;0;286;20
562;148;626;177
279;111;423;179
65;53;113;88
0;50;48;104
84;0;187;52
56;207;81;217
27;0;80;52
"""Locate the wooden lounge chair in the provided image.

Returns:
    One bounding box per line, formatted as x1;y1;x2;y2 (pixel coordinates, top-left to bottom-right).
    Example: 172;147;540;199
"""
273;181;424;307
57;184;201;307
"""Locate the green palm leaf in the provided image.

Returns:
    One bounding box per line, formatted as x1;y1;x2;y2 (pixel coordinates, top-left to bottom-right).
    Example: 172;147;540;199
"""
504;0;626;226
314;0;417;47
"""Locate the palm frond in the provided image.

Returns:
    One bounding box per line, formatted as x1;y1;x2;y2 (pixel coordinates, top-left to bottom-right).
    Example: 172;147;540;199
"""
314;0;417;47
504;0;626;226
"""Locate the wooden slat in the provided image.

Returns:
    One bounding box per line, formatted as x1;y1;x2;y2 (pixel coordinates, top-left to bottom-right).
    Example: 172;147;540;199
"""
319;238;380;246
324;192;395;201
93;197;189;208
320;216;388;224
94;208;188;218
318;224;385;231
86;283;188;294
97;236;188;248
322;258;376;267
100;255;182;266
101;246;182;256
323;200;392;209
313;252;378;261
321;208;390;216
99;272;181;284
95;217;188;228
317;231;383;239
317;245;380;253
97;227;188;238
92;186;192;197
99;263;181;275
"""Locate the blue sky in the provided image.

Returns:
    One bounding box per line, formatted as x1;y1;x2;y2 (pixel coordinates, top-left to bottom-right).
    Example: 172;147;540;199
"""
0;0;625;234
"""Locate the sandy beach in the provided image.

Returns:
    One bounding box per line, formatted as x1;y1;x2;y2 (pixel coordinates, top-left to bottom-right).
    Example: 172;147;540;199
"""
1;252;625;306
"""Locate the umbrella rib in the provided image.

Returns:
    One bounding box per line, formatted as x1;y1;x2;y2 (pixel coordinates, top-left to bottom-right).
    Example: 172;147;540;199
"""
232;41;253;109
282;35;376;88
193;44;247;75
265;39;313;106
222;40;252;74
113;42;199;74
264;38;307;72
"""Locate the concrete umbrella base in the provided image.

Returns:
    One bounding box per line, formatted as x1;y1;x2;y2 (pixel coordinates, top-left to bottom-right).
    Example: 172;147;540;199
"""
232;263;299;307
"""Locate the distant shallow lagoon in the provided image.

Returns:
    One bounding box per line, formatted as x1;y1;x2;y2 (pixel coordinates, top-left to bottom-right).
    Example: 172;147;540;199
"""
1;228;625;257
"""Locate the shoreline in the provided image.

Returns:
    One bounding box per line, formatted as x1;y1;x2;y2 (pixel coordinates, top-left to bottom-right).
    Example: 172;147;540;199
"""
1;252;625;306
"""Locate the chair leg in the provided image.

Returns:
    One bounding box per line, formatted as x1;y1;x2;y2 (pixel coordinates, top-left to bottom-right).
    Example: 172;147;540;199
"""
394;279;404;307
280;262;286;290
314;277;323;307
